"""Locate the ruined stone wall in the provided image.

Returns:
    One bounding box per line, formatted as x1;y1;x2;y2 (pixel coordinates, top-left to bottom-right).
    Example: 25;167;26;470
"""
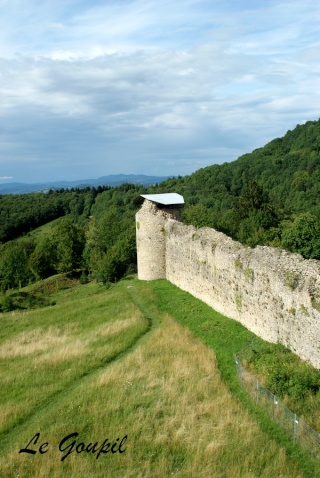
164;220;320;368
136;202;320;368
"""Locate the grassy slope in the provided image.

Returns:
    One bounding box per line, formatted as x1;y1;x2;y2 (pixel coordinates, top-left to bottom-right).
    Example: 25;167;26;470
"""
0;277;318;477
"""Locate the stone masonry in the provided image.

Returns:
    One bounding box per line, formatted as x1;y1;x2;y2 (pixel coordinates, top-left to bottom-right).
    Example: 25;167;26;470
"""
135;198;182;280
136;198;320;368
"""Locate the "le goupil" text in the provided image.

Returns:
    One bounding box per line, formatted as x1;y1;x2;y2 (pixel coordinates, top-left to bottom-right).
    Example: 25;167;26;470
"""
19;432;127;462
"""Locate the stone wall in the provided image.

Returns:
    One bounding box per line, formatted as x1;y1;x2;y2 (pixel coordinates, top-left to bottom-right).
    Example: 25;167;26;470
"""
165;220;320;368
136;201;320;368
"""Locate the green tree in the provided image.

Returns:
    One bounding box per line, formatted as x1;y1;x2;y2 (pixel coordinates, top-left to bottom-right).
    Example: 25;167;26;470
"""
182;204;216;229
84;208;136;283
83;208;124;278
0;239;35;289
238;181;269;218
281;213;320;259
28;235;57;280
51;217;86;273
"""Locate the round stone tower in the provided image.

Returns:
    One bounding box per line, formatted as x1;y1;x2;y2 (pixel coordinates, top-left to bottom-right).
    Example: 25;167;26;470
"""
135;193;184;280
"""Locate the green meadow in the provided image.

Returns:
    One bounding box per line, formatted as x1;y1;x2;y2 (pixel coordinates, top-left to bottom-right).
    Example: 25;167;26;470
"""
0;276;319;477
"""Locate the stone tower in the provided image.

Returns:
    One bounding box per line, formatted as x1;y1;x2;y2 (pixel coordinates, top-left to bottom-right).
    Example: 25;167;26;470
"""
136;193;184;280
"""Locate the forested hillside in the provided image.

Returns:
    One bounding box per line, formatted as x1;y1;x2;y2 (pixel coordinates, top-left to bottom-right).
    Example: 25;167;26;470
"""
156;119;320;255
0;184;143;294
0;119;320;299
0;186;111;242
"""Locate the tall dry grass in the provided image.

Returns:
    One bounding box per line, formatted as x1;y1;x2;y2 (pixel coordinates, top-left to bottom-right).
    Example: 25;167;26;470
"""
0;282;148;439
0;278;308;477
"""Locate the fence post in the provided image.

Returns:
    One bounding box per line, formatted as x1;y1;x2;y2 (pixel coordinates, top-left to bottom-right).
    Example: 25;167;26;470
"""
293;414;298;443
273;395;278;420
235;355;241;384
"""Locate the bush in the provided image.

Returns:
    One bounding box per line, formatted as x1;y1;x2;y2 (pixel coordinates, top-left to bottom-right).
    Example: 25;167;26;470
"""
2;296;15;312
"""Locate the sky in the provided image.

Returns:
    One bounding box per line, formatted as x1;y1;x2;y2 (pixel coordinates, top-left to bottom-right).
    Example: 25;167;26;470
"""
0;0;320;184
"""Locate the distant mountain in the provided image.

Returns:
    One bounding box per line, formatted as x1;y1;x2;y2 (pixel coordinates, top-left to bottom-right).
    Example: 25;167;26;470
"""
0;174;172;195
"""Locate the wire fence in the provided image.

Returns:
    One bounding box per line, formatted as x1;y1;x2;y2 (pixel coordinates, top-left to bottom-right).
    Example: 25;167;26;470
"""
234;354;320;459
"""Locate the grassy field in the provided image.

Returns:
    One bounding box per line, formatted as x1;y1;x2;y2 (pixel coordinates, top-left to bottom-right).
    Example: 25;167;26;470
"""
0;276;319;477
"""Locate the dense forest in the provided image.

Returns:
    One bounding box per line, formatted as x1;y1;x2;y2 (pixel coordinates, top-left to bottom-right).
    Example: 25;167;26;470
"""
0;119;320;296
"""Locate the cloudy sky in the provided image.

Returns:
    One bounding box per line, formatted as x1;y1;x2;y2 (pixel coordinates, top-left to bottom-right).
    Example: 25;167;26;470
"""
0;0;319;183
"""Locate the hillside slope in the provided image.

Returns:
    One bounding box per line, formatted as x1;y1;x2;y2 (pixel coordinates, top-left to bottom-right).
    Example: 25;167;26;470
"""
159;119;320;215
151;119;320;253
0;277;318;477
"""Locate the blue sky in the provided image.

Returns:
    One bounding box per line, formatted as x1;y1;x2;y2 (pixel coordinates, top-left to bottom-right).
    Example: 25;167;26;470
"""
0;0;320;183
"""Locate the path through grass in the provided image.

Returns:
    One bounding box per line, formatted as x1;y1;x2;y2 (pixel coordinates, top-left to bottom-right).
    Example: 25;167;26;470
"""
0;277;317;477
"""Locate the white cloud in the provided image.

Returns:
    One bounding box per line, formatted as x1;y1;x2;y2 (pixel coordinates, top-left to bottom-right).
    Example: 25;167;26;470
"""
0;0;319;181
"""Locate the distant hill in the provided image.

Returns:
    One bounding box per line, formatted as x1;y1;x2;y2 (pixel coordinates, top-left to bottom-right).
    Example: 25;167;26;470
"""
0;174;172;194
